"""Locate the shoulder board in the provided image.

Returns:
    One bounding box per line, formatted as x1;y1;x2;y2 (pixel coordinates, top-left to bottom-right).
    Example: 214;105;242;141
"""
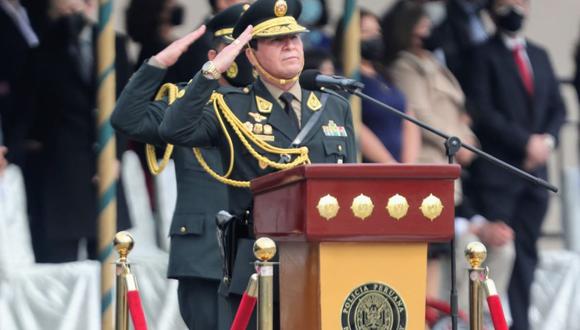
219;85;248;95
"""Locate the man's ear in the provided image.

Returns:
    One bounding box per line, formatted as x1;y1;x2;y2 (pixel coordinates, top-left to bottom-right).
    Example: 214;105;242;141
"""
207;49;217;61
245;47;257;67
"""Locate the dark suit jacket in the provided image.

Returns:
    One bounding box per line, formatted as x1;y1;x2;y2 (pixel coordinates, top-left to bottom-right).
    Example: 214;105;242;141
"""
31;25;131;240
158;70;357;295
0;7;36;166
432;0;484;90
467;34;566;218
112;63;227;280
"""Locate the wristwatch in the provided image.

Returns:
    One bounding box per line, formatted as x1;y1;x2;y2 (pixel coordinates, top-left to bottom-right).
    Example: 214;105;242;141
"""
202;61;221;80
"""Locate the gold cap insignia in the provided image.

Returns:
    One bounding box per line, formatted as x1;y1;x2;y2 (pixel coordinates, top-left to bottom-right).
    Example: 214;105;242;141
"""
248;112;267;122
274;0;287;17
256;96;273;113
243;4;250;11
306;92;322;111
226;62;238;79
351;194;374;220
386;194;409;220
317;194;340;220
420;194;444;221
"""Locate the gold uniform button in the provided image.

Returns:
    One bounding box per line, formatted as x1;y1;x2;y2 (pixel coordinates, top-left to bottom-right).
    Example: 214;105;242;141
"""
338;145;343;152
243;87;250;94
180;226;187;233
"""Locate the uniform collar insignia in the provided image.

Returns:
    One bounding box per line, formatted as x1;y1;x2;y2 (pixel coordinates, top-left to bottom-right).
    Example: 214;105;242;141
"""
306;92;322;111
255;96;273;113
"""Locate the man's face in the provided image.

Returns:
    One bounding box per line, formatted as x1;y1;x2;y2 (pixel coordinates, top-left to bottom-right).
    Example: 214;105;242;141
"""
250;34;304;80
360;14;381;41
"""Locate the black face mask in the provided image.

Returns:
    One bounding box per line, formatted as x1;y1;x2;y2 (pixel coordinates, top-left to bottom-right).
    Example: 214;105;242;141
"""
496;6;525;33
170;6;184;26
361;38;384;62
50;13;87;44
421;32;443;52
224;53;255;87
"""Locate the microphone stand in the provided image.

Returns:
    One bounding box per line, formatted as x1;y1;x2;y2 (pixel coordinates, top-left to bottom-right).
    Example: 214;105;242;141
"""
325;84;558;330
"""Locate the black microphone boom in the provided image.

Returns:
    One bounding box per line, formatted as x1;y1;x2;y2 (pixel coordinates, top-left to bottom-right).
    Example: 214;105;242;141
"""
299;69;365;92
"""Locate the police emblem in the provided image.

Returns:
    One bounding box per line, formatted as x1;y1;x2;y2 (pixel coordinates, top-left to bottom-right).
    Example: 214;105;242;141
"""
341;282;407;330
307;92;322;111
256;96;273;113
274;0;287;17
226;61;238;78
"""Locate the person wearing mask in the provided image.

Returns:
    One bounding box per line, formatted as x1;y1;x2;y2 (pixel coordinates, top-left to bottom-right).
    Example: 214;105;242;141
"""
112;4;255;329
381;0;515;319
358;8;420;164
467;1;566;328
425;0;490;90
125;0;185;80
168;0;246;84
28;0;131;262
158;0;357;327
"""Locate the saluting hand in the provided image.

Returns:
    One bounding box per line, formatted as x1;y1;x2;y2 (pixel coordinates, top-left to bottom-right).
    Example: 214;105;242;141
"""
212;25;254;73
153;25;207;68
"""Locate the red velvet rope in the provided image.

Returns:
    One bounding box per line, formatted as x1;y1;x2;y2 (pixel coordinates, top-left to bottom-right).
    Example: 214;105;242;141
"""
127;290;148;330
231;292;257;330
486;295;508;330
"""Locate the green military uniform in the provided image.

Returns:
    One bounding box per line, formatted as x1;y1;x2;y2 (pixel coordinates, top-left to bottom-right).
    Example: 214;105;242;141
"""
111;4;252;329
158;0;357;327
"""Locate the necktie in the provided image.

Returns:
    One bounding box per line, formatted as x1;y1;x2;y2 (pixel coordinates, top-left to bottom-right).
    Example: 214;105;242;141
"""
280;92;300;130
513;44;534;96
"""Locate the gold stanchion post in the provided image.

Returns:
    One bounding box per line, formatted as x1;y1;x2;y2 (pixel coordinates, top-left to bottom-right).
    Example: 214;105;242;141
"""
253;237;277;330
465;242;487;330
114;231;134;330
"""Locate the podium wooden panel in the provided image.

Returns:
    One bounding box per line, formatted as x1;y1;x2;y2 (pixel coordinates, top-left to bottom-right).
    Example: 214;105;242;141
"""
251;164;460;330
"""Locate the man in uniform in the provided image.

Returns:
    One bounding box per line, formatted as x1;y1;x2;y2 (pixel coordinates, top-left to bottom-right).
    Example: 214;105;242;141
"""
158;0;357;327
111;4;254;329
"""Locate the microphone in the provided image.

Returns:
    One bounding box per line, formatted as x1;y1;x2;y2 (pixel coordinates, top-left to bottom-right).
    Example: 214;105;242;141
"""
299;69;365;92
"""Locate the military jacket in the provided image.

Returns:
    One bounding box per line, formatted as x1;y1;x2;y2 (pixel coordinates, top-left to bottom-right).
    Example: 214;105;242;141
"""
159;72;358;216
111;63;228;280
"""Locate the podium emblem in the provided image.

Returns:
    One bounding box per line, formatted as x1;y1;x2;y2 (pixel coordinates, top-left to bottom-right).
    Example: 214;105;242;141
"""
317;194;340;220
420;194;444;221
386;194;409;220
351;194;374;220
341;282;407;330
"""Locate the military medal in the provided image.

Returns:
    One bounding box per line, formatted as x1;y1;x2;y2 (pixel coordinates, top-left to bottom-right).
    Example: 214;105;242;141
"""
263;124;273;135
322;120;348;137
253;123;264;134
248;112;267;122
244;121;254;132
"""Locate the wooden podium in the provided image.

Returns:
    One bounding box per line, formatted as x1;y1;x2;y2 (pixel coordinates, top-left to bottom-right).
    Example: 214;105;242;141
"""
250;164;460;330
